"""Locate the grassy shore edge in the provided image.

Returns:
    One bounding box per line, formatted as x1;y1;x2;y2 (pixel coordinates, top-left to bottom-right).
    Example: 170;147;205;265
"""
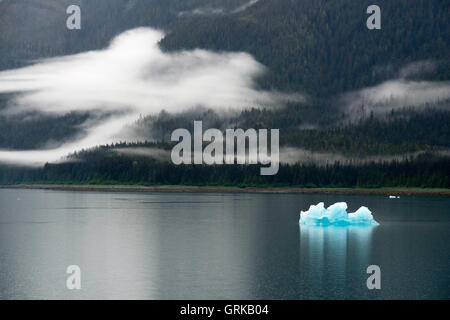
1;185;449;196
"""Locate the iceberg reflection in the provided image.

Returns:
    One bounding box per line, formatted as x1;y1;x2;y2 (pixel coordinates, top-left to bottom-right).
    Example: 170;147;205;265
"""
298;224;377;298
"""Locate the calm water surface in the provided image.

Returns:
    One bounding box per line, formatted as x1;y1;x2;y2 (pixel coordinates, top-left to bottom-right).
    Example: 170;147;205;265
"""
0;189;449;299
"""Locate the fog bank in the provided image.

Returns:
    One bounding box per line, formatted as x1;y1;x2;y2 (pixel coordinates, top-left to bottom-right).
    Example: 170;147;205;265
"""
0;27;299;165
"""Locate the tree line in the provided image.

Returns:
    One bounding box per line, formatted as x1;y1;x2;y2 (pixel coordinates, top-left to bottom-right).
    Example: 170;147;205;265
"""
0;152;448;188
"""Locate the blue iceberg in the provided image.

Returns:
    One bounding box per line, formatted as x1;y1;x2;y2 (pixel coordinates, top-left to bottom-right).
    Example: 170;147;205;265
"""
299;202;379;226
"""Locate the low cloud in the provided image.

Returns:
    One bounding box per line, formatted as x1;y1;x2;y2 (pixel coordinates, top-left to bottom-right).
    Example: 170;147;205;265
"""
0;27;299;166
232;0;260;13
179;0;260;16
279;147;449;166
101;146;448;168
341;61;450;121
0;115;137;166
178;7;225;17
114;147;170;162
398;60;436;79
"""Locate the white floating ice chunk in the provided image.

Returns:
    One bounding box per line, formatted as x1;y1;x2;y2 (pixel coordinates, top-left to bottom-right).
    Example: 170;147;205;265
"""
299;202;379;226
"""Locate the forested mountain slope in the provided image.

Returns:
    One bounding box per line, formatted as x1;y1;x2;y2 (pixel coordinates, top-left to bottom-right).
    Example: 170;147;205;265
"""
162;0;450;96
0;0;251;69
1;0;448;96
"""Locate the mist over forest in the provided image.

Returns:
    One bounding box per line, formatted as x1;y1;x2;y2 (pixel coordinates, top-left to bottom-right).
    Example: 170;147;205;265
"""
0;0;448;187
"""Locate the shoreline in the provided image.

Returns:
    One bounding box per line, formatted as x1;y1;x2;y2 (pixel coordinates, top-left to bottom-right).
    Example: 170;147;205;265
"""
1;185;449;196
